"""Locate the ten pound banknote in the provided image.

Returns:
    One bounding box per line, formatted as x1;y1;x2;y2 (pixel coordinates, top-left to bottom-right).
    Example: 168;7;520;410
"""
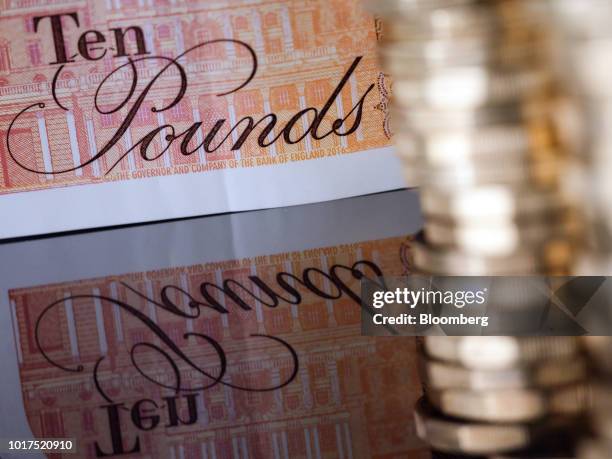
0;0;402;239
0;190;427;459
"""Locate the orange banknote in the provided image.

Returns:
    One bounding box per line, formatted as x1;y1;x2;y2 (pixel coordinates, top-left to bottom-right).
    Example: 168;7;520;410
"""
0;0;400;239
7;235;426;459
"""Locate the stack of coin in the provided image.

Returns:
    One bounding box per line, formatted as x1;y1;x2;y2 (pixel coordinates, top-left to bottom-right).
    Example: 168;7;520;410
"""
368;0;580;274
365;0;586;457
548;0;612;275
547;4;612;458
417;336;589;457
576;337;612;459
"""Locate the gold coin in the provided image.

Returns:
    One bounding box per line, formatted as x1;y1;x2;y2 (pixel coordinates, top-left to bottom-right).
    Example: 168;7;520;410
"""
401;156;564;190
391;98;558;133
380;3;544;43
420;354;587;390
365;0;481;17
413;239;574;275
414;396;575;455
379;33;547;72
393;114;561;165
424;336;580;369
423;216;576;256
390;65;552;110
426;384;590;423
419;186;566;220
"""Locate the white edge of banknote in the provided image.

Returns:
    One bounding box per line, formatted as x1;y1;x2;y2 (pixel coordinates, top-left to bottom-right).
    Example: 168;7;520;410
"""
0;189;421;459
0;146;405;240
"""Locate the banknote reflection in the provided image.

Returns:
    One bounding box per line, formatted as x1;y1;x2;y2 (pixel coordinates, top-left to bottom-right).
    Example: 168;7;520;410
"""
2;190;427;458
